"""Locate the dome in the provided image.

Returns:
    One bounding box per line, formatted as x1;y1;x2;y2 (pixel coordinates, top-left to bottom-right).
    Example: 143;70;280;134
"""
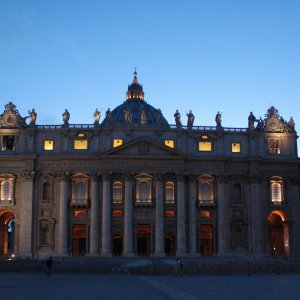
101;72;169;128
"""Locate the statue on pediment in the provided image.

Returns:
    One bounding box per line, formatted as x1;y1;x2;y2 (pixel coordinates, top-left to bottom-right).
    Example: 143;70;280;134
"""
105;108;112;123
93;108;101;126
187;110;195;128
248;112;256;129
215;111;222;128
62;109;70;127
28;108;37;126
174;110;182;128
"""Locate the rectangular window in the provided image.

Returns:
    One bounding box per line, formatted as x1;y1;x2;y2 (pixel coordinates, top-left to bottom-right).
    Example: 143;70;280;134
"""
200;210;211;218
74;210;86;217
165;210;175;217
231;143;241;153
112;210;123;217
74;140;88;150
113;139;123;148
268;139;280;154
44;140;54;151
199;141;212;152
2;136;15;151
165;140;174;148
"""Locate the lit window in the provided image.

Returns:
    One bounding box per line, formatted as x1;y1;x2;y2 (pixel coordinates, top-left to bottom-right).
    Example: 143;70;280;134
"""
112;210;123;217
198;175;215;205
74;210;86;217
199;141;212;151
270;177;283;204
74;140;88;150
75;181;87;200
165;210;175;217
165;181;175;204
231;143;241;153
1;180;12;200
44;140;54;151
78;133;85;137
113;139;123;148
201;135;209;139
268;139;281;154
135;174;152;205
200;210;211;218
165;140;174;148
113;181;123;204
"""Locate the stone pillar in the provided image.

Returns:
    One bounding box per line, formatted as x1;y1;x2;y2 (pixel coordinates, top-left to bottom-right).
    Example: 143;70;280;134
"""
249;175;263;257
101;174;111;256
289;177;300;256
58;173;69;256
18;172;34;257
123;175;134;256
176;174;186;256
188;175;197;255
217;176;228;256
89;174;99;255
154;175;164;256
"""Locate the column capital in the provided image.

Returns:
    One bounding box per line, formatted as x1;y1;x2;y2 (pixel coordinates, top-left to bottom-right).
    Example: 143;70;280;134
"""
102;173;111;181
155;174;164;182
188;174;197;182
90;173;100;182
56;172;69;182
176;174;185;181
19;172;35;182
248;175;263;184
124;174;134;182
216;175;228;183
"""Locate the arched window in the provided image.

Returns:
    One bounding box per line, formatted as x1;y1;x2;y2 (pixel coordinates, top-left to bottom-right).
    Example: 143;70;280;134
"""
75;181;86;200
113;181;123;204
270;177;283;204
165;181;175;204
42;182;52;201
135;174;152;205
197;175;214;205
1;180;12;201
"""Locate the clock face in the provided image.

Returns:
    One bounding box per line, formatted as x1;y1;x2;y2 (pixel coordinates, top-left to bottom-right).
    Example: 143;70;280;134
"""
267;118;279;131
3;113;17;126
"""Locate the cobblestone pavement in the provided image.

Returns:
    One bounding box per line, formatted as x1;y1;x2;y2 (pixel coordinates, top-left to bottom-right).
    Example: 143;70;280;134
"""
1;273;300;300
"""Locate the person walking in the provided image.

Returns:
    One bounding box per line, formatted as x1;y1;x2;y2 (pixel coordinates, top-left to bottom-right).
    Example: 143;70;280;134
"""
176;257;183;277
46;257;53;277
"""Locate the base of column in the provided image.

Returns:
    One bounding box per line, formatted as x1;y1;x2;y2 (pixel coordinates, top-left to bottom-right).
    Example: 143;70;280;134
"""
153;252;165;257
176;252;188;257
123;252;135;257
100;252;112;257
87;252;100;257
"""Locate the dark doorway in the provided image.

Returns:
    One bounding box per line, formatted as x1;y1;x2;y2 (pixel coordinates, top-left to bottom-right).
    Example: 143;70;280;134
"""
72;224;87;256
137;224;150;256
112;235;123;256
165;234;175;256
200;224;213;256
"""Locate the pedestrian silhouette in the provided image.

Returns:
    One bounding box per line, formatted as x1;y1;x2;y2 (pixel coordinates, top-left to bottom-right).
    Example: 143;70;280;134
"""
46;257;53;277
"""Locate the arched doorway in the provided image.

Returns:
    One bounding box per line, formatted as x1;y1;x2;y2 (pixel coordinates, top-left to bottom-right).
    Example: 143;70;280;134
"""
0;210;15;256
165;234;175;256
112;235;123;256
268;210;289;256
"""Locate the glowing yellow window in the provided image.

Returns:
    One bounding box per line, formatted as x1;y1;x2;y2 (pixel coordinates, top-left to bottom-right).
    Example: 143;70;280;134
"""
165;140;174;148
232;143;241;153
44;140;54;151
74;140;88;150
199;141;212;151
113;139;123;148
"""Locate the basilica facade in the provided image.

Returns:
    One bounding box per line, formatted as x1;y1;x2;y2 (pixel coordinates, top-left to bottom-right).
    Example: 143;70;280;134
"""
0;72;299;259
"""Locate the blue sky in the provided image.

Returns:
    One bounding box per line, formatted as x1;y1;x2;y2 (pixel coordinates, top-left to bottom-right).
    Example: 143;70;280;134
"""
0;0;299;136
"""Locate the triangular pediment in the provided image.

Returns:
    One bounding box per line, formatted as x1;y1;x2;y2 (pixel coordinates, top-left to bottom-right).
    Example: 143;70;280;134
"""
103;136;186;157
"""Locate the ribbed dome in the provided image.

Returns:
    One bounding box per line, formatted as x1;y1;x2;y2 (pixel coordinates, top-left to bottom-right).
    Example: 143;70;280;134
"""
101;71;169;128
101;98;170;128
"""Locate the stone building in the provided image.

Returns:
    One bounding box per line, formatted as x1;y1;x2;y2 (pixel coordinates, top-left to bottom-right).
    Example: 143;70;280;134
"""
0;72;299;259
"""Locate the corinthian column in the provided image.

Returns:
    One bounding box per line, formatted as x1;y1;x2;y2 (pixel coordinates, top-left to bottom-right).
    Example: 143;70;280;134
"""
101;174;111;256
176;174;186;256
249;175;263;257
188;175;197;255
154;175;164;256
19;172;35;257
123;175;134;256
89;173;99;255
58;173;69;256
217;176;228;256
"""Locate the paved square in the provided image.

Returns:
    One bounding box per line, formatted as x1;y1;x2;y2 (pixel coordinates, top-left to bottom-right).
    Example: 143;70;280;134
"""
1;273;300;300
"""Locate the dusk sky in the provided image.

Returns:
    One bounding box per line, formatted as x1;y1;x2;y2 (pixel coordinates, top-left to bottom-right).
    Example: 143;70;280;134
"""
0;1;299;137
